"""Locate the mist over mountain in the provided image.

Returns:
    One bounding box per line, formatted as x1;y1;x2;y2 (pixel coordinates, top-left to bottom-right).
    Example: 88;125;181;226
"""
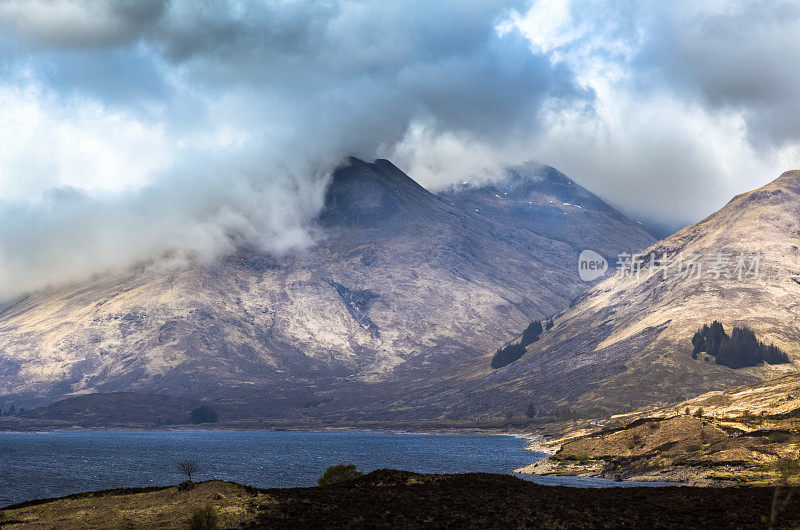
3;1;800;306
0;0;591;301
0;159;653;419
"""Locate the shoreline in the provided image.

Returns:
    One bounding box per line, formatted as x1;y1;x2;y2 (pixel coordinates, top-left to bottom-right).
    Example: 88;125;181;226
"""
0;416;549;434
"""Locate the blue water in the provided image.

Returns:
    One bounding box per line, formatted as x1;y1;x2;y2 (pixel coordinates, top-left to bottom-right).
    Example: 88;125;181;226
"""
0;430;673;507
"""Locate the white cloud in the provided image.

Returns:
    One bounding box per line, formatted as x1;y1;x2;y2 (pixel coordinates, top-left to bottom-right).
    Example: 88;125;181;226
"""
507;0;800;228
0;0;585;299
0;0;800;297
0;82;172;199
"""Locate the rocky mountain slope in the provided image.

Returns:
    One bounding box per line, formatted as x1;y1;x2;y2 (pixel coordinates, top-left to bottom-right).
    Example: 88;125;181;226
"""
0;158;654;417
440;162;653;264
462;170;800;419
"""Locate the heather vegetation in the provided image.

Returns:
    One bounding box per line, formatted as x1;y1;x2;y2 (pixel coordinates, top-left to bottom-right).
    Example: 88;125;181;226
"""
691;321;789;368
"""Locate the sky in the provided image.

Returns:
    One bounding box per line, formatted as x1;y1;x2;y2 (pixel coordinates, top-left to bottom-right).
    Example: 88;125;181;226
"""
0;0;799;298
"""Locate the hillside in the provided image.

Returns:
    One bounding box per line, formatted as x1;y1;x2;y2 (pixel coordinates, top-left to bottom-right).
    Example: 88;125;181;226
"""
19;392;202;427
455;171;800;419
518;372;800;486
0;158;653;420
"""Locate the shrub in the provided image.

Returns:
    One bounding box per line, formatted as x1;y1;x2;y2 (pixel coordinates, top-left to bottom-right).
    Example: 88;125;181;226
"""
694;407;704;417
768;432;790;444
188;505;218;529
318;464;363;486
774;457;800;483
574;451;590;464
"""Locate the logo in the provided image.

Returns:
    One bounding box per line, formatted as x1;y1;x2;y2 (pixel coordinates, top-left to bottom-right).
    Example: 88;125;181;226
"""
578;249;608;282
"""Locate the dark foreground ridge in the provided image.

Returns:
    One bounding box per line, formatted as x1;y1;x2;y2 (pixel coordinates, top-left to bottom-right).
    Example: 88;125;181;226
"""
3;470;799;529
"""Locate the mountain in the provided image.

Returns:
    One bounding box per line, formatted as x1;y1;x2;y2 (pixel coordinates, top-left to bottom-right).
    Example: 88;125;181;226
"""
0;158;654;419
455;170;800;419
439;163;654;264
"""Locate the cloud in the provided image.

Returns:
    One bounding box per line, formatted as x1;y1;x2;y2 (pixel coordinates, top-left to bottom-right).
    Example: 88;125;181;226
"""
0;0;166;49
0;0;590;299
644;1;800;147
0;170;329;297
503;0;800;230
1;0;800;298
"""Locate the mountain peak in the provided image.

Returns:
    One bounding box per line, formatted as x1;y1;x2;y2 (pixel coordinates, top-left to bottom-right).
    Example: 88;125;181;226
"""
319;158;442;229
769;170;800;193
721;169;800;213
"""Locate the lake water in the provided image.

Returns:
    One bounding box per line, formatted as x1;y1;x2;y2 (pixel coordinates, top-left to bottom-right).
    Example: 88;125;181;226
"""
0;430;672;507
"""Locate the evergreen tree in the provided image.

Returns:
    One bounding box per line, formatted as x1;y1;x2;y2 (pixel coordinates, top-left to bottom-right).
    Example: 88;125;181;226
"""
491;343;526;369
708;321;726;356
764;343;790;364
716;326;762;368
691;322;789;368
521;320;543;347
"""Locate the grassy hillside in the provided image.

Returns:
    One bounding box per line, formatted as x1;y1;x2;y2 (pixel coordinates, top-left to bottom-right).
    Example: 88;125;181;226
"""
519;373;800;486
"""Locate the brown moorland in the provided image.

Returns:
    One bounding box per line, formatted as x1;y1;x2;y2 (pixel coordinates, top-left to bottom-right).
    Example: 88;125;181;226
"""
3;470;800;529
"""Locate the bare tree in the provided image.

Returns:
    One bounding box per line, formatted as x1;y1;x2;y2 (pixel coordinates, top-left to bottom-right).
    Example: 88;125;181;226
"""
178;460;199;482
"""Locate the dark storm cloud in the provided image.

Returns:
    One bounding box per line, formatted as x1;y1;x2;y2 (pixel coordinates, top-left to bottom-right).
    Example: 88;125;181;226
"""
0;0;167;49
638;0;800;147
